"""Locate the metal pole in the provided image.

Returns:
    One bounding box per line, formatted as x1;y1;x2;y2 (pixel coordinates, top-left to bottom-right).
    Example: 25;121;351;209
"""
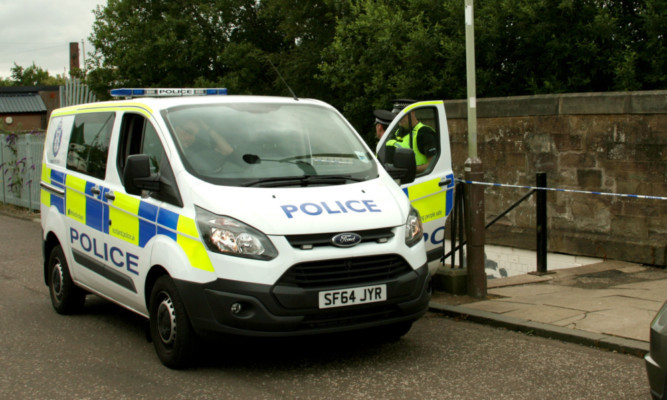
465;161;486;297
0;136;5;204
464;0;486;298
536;172;548;274
465;0;477;159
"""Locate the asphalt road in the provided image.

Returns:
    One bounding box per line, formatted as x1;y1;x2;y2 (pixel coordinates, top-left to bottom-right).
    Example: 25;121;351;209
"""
0;214;650;399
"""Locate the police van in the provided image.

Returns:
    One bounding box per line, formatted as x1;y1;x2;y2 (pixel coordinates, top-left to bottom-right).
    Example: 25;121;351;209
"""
40;89;454;368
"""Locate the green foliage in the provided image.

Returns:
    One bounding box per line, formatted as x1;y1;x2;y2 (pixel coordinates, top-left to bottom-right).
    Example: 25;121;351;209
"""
318;0;466;137
4;63;65;86
85;0;665;141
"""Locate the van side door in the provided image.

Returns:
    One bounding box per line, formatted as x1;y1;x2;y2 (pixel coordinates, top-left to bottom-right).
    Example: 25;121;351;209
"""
102;111;181;312
59;111;117;290
377;101;455;263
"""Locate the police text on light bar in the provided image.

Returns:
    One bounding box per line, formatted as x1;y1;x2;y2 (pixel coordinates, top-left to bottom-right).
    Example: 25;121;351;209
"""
110;88;228;98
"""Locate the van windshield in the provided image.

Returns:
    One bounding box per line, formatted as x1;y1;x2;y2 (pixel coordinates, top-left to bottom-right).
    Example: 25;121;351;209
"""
163;102;378;187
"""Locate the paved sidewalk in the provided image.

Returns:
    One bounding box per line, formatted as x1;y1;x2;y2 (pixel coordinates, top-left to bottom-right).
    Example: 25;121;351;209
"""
429;260;667;357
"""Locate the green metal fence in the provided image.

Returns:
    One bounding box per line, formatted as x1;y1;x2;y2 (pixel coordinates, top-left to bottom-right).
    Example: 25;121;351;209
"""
0;133;45;211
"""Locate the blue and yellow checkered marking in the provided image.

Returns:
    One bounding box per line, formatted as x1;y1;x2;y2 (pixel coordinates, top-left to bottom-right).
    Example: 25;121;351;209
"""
41;171;213;272
403;174;454;223
41;165;66;214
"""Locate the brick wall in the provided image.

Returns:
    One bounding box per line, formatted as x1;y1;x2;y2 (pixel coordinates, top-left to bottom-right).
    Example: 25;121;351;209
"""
0;113;44;132
444;91;666;266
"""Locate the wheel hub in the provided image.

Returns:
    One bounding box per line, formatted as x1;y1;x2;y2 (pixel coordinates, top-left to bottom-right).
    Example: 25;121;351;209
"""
156;295;177;345
51;261;63;300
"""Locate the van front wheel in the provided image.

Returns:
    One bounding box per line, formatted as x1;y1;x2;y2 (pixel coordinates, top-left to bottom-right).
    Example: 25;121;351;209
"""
48;245;85;314
149;276;195;369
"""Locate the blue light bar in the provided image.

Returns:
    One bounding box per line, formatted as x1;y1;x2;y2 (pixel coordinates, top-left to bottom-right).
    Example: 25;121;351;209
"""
110;88;228;98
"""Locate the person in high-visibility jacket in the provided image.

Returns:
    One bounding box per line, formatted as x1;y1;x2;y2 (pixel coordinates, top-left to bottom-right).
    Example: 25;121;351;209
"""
386;109;437;174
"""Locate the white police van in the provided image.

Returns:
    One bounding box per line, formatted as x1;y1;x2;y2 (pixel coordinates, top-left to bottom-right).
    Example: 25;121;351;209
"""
40;89;453;368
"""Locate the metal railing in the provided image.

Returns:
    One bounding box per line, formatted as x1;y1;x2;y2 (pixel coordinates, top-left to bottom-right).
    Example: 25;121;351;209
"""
60;78;97;107
442;172;549;274
0;133;45;211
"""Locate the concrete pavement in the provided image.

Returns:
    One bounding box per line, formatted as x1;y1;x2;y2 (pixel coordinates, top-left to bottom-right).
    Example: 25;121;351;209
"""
430;259;667;356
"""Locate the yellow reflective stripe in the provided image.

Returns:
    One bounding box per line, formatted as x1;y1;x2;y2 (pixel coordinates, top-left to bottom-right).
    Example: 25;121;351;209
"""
176;216;199;237
406;178;441;201
65;175;87;224
176;216;214;272
41;189;51;208
40;164;51;207
109;192;140;245
412;192;447;223
408;178;447;224
402;100;442;113
41;164;51;184
50;103;153;119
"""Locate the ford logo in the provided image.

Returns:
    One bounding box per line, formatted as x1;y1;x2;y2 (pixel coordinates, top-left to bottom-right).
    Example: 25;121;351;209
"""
331;233;362;248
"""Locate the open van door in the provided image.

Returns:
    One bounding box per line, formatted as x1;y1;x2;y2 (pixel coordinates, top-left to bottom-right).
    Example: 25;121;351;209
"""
377;100;455;267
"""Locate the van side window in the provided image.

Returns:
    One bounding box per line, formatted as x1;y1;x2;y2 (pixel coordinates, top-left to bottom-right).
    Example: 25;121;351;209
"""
117;113;182;207
142;123;164;174
117;113;165;176
387;106;440;176
66;112;114;179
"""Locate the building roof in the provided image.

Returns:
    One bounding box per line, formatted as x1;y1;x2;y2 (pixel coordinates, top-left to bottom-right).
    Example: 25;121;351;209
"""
0;93;47;113
0;85;60;94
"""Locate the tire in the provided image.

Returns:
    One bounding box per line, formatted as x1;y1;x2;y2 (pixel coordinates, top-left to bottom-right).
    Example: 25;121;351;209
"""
365;320;414;342
149;276;195;369
48;245;86;314
384;321;414;339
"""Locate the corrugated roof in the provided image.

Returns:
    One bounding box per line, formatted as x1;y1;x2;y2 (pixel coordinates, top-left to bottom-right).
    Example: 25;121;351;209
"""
0;93;47;113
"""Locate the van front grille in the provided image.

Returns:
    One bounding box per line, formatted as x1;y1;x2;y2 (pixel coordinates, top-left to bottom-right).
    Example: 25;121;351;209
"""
277;254;412;289
286;228;394;249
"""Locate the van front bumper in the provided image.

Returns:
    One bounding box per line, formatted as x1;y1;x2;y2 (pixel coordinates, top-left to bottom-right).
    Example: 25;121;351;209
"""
174;262;431;337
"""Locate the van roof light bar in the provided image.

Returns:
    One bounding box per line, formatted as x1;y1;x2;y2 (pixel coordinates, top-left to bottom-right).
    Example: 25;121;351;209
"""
110;88;228;98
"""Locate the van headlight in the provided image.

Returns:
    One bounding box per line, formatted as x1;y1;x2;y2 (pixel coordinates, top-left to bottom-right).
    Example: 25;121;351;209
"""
196;207;278;260
405;207;423;247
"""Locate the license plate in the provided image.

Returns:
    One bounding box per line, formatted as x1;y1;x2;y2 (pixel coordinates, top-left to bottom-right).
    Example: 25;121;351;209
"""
318;284;387;309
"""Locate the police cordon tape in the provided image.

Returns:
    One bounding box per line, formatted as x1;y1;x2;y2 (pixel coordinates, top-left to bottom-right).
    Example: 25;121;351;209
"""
456;178;667;201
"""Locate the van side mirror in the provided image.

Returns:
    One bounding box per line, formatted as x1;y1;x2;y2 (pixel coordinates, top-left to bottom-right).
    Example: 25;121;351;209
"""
124;154;160;195
381;146;416;185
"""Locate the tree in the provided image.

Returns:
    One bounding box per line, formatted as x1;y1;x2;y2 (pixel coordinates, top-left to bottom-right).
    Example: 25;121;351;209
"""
260;0;343;99
87;0;343;100
318;0;465;139
6;63;65;86
85;0;664;140
317;0;665;138
88;0;290;96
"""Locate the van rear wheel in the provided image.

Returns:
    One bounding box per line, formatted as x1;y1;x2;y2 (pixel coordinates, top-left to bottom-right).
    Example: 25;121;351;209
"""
149;276;195;369
48;245;85;314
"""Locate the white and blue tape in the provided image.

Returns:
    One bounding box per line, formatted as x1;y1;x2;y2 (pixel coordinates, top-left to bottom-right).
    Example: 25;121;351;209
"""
457;179;667;201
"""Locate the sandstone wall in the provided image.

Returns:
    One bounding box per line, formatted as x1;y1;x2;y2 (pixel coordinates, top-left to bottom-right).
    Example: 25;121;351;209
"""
444;91;666;266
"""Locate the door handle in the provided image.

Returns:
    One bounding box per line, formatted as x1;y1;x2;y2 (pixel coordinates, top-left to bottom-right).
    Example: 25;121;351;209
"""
104;191;116;201
438;178;452;187
90;187;101;196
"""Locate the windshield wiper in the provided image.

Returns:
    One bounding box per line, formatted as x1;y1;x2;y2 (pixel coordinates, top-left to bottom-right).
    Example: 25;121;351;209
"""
242;154;315;175
242;175;364;188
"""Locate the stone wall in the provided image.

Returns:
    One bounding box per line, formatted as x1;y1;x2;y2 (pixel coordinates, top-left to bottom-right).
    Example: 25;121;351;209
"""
444;91;666;266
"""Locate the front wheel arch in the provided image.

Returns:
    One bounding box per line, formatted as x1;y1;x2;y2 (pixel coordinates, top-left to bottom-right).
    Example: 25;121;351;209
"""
43;232;61;286
144;265;169;311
